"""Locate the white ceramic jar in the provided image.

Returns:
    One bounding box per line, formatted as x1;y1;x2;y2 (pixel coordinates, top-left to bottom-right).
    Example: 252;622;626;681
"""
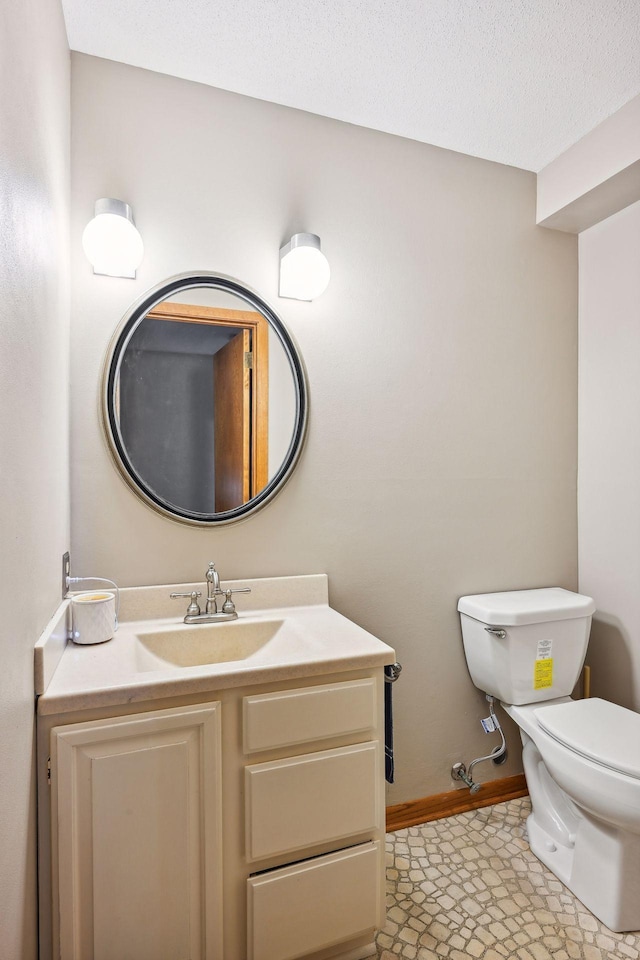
71;592;116;645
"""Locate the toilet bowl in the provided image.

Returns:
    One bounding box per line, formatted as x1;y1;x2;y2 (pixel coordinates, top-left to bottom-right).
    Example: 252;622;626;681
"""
458;587;640;932
503;697;640;932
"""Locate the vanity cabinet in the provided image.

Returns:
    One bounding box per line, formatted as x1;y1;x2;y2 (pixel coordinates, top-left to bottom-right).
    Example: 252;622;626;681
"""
40;671;386;960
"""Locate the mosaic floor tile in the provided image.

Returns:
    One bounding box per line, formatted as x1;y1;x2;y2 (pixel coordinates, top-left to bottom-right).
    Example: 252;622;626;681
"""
376;797;640;959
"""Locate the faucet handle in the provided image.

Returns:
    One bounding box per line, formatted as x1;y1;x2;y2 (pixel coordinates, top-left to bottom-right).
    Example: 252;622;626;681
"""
171;591;202;617
221;587;251;615
213;585;251;595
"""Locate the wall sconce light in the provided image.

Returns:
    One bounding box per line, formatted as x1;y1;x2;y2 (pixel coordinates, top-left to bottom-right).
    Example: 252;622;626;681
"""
279;233;330;301
82;198;144;278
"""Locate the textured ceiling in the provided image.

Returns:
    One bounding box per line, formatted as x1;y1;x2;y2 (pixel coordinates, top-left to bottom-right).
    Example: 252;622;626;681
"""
61;0;640;171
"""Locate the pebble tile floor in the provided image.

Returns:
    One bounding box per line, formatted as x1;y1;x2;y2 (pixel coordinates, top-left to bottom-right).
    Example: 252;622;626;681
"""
376;796;640;960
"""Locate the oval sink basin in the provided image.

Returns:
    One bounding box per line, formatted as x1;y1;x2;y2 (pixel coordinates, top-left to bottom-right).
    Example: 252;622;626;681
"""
134;619;286;669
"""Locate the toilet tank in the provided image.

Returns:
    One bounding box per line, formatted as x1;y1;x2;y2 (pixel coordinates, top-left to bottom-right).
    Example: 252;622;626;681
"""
458;588;596;705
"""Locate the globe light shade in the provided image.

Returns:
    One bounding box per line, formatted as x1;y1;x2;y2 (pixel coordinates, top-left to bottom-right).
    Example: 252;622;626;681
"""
279;233;330;301
82;199;144;278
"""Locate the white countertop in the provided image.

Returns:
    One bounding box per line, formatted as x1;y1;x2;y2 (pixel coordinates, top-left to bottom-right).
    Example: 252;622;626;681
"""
36;575;396;715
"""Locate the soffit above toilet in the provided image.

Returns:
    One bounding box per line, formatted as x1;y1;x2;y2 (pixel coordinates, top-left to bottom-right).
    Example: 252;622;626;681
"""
60;0;640;172
535;698;640;780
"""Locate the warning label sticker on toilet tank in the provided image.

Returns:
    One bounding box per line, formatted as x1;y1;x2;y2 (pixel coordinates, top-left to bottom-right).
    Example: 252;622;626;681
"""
536;638;553;660
534;658;554;689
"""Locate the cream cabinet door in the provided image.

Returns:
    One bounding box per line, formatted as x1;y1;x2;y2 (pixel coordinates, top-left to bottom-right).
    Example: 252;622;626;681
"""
51;702;223;960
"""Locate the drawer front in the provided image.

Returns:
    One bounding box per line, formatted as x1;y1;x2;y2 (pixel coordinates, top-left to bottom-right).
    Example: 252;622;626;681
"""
243;678;377;753
245;742;380;861
247;841;383;960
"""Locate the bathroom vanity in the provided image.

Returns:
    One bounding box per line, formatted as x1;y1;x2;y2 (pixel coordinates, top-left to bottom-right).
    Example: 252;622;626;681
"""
36;575;395;960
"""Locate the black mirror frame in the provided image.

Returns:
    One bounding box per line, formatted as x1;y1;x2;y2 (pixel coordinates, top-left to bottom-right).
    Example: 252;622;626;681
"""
101;272;309;525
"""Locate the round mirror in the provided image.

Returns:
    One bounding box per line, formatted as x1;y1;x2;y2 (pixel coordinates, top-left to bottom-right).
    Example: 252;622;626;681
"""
102;273;308;524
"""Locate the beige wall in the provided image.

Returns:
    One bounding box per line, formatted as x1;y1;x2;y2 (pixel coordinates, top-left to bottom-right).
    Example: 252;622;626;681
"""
0;2;70;957
578;200;640;709
70;54;579;803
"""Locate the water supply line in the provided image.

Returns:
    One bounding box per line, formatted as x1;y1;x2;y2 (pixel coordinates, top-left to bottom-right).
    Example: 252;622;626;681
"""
451;695;507;794
451;762;481;794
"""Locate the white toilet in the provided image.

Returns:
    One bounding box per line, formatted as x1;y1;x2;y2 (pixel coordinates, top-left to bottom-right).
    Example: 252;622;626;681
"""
458;587;640;932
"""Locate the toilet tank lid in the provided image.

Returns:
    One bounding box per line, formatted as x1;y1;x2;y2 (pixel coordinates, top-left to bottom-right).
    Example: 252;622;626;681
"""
535;698;640;779
457;588;595;626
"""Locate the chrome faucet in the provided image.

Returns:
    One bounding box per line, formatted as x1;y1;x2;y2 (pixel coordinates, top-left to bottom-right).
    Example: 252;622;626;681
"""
171;561;251;623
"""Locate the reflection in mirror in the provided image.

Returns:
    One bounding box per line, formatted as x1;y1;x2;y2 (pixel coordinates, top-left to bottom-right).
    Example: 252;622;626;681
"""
104;276;306;524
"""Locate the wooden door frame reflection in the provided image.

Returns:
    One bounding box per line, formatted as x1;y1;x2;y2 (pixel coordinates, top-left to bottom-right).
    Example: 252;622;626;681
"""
146;301;269;504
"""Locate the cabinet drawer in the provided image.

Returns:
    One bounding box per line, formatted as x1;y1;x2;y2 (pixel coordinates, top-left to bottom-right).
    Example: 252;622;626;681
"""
245;742;380;861
243;678;376;753
247;841;383;960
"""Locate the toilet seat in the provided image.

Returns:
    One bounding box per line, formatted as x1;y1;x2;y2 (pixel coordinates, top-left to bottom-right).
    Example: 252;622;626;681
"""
534;698;640;780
